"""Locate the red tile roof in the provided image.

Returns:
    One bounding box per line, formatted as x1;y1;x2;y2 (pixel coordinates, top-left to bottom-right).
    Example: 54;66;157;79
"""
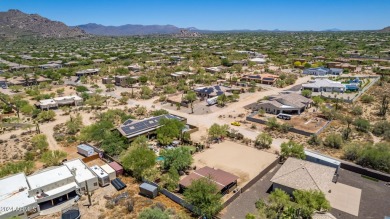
179;166;238;190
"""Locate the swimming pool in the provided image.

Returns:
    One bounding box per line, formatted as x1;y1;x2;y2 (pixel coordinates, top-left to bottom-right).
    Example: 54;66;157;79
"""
156;156;164;161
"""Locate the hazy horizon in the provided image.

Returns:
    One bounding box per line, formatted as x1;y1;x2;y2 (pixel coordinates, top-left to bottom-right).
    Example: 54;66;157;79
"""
1;0;390;31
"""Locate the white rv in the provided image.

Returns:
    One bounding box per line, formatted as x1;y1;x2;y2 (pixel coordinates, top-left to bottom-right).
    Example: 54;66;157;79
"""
206;96;218;105
90;165;110;187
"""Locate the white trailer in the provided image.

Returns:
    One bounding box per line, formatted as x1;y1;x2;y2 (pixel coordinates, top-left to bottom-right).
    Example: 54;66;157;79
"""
206;96;218;105
101;164;116;181
77;144;95;157
90;165;110;187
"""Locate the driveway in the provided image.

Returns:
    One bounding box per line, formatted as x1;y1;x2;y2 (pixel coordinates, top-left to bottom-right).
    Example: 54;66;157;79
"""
221;164;281;219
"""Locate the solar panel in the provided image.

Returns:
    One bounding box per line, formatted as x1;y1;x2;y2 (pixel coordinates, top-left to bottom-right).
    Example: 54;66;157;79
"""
120;114;184;137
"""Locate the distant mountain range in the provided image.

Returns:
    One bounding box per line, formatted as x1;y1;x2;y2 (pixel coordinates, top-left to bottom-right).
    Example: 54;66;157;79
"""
0;9;388;38
0;9;87;38
76;23;183;36
379;26;390;33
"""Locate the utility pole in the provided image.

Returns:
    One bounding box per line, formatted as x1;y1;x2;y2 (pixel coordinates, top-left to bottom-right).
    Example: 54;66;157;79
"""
85;181;92;208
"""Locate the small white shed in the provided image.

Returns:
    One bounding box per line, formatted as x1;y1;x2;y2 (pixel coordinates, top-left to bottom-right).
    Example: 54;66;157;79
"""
101;164;116;181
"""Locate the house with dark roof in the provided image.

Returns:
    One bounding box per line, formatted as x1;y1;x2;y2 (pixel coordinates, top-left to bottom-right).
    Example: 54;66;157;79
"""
117;114;187;140
179;166;238;195
193;85;234;99
270;157;337;195
75;68;100;77
246;93;312;115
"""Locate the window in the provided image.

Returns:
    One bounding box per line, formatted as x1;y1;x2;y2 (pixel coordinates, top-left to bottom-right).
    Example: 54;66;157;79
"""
94;182;98;186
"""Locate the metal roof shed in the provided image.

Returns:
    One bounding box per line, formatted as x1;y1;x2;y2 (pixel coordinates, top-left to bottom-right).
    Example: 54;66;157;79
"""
108;162;123;176
304;150;341;172
139;183;158;199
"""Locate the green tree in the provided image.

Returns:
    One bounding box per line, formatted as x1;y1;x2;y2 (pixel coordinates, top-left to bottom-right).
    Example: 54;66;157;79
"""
161;167;180;191
183;91;197;114
139;75;148;84
0;161;35;178
121;137;156;180
41;150;67;166
151;109;169;116
304;62;311;68
138;207;169;219
280;140;306;161
293;190;331;218
37;110;56;122
65;114;83;134
156;118;185;145
20;104;34;115
266;117;280;130
183;177;223;218
217;94;228;107
105;83;115;91
9;85;23;93
140;86;153;99
160;147;193;171
255;132;273;149
293;61;302;67
118;96;130;105
75;85;89;93
31;134;49;151
208;123;229;139
301;89;312;98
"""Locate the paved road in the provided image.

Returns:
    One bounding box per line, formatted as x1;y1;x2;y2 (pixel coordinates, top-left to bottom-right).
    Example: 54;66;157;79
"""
1;76;310;152
222;164;282;219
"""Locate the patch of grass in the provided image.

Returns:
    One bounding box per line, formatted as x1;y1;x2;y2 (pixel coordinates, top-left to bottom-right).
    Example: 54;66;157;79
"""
361;174;379;182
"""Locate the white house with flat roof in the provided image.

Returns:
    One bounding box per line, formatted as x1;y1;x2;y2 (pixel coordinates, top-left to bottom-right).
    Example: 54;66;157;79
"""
302;78;345;93
63;159;99;192
38;95;83;110
0;173;39;219
26;166;79;208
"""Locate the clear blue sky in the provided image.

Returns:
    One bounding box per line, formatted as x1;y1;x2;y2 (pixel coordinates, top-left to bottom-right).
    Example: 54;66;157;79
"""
1;0;389;30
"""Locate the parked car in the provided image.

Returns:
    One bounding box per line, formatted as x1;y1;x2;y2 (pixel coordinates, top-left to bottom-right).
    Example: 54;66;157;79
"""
276;113;292;120
231;121;241;126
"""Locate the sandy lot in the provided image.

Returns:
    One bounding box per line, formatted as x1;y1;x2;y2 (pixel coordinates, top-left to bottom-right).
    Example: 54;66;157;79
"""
193;141;278;186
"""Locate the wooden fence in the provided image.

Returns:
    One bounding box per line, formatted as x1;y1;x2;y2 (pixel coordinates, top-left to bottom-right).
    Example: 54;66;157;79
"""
81;154;100;163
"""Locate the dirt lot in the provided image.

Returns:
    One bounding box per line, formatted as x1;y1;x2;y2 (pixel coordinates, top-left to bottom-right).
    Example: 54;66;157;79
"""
252;111;328;134
192;140;278;186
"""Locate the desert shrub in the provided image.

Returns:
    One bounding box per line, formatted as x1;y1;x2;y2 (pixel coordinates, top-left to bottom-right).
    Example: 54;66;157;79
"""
323;133;343;149
353;118;370;132
351;105;363;116
361;94;374;103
